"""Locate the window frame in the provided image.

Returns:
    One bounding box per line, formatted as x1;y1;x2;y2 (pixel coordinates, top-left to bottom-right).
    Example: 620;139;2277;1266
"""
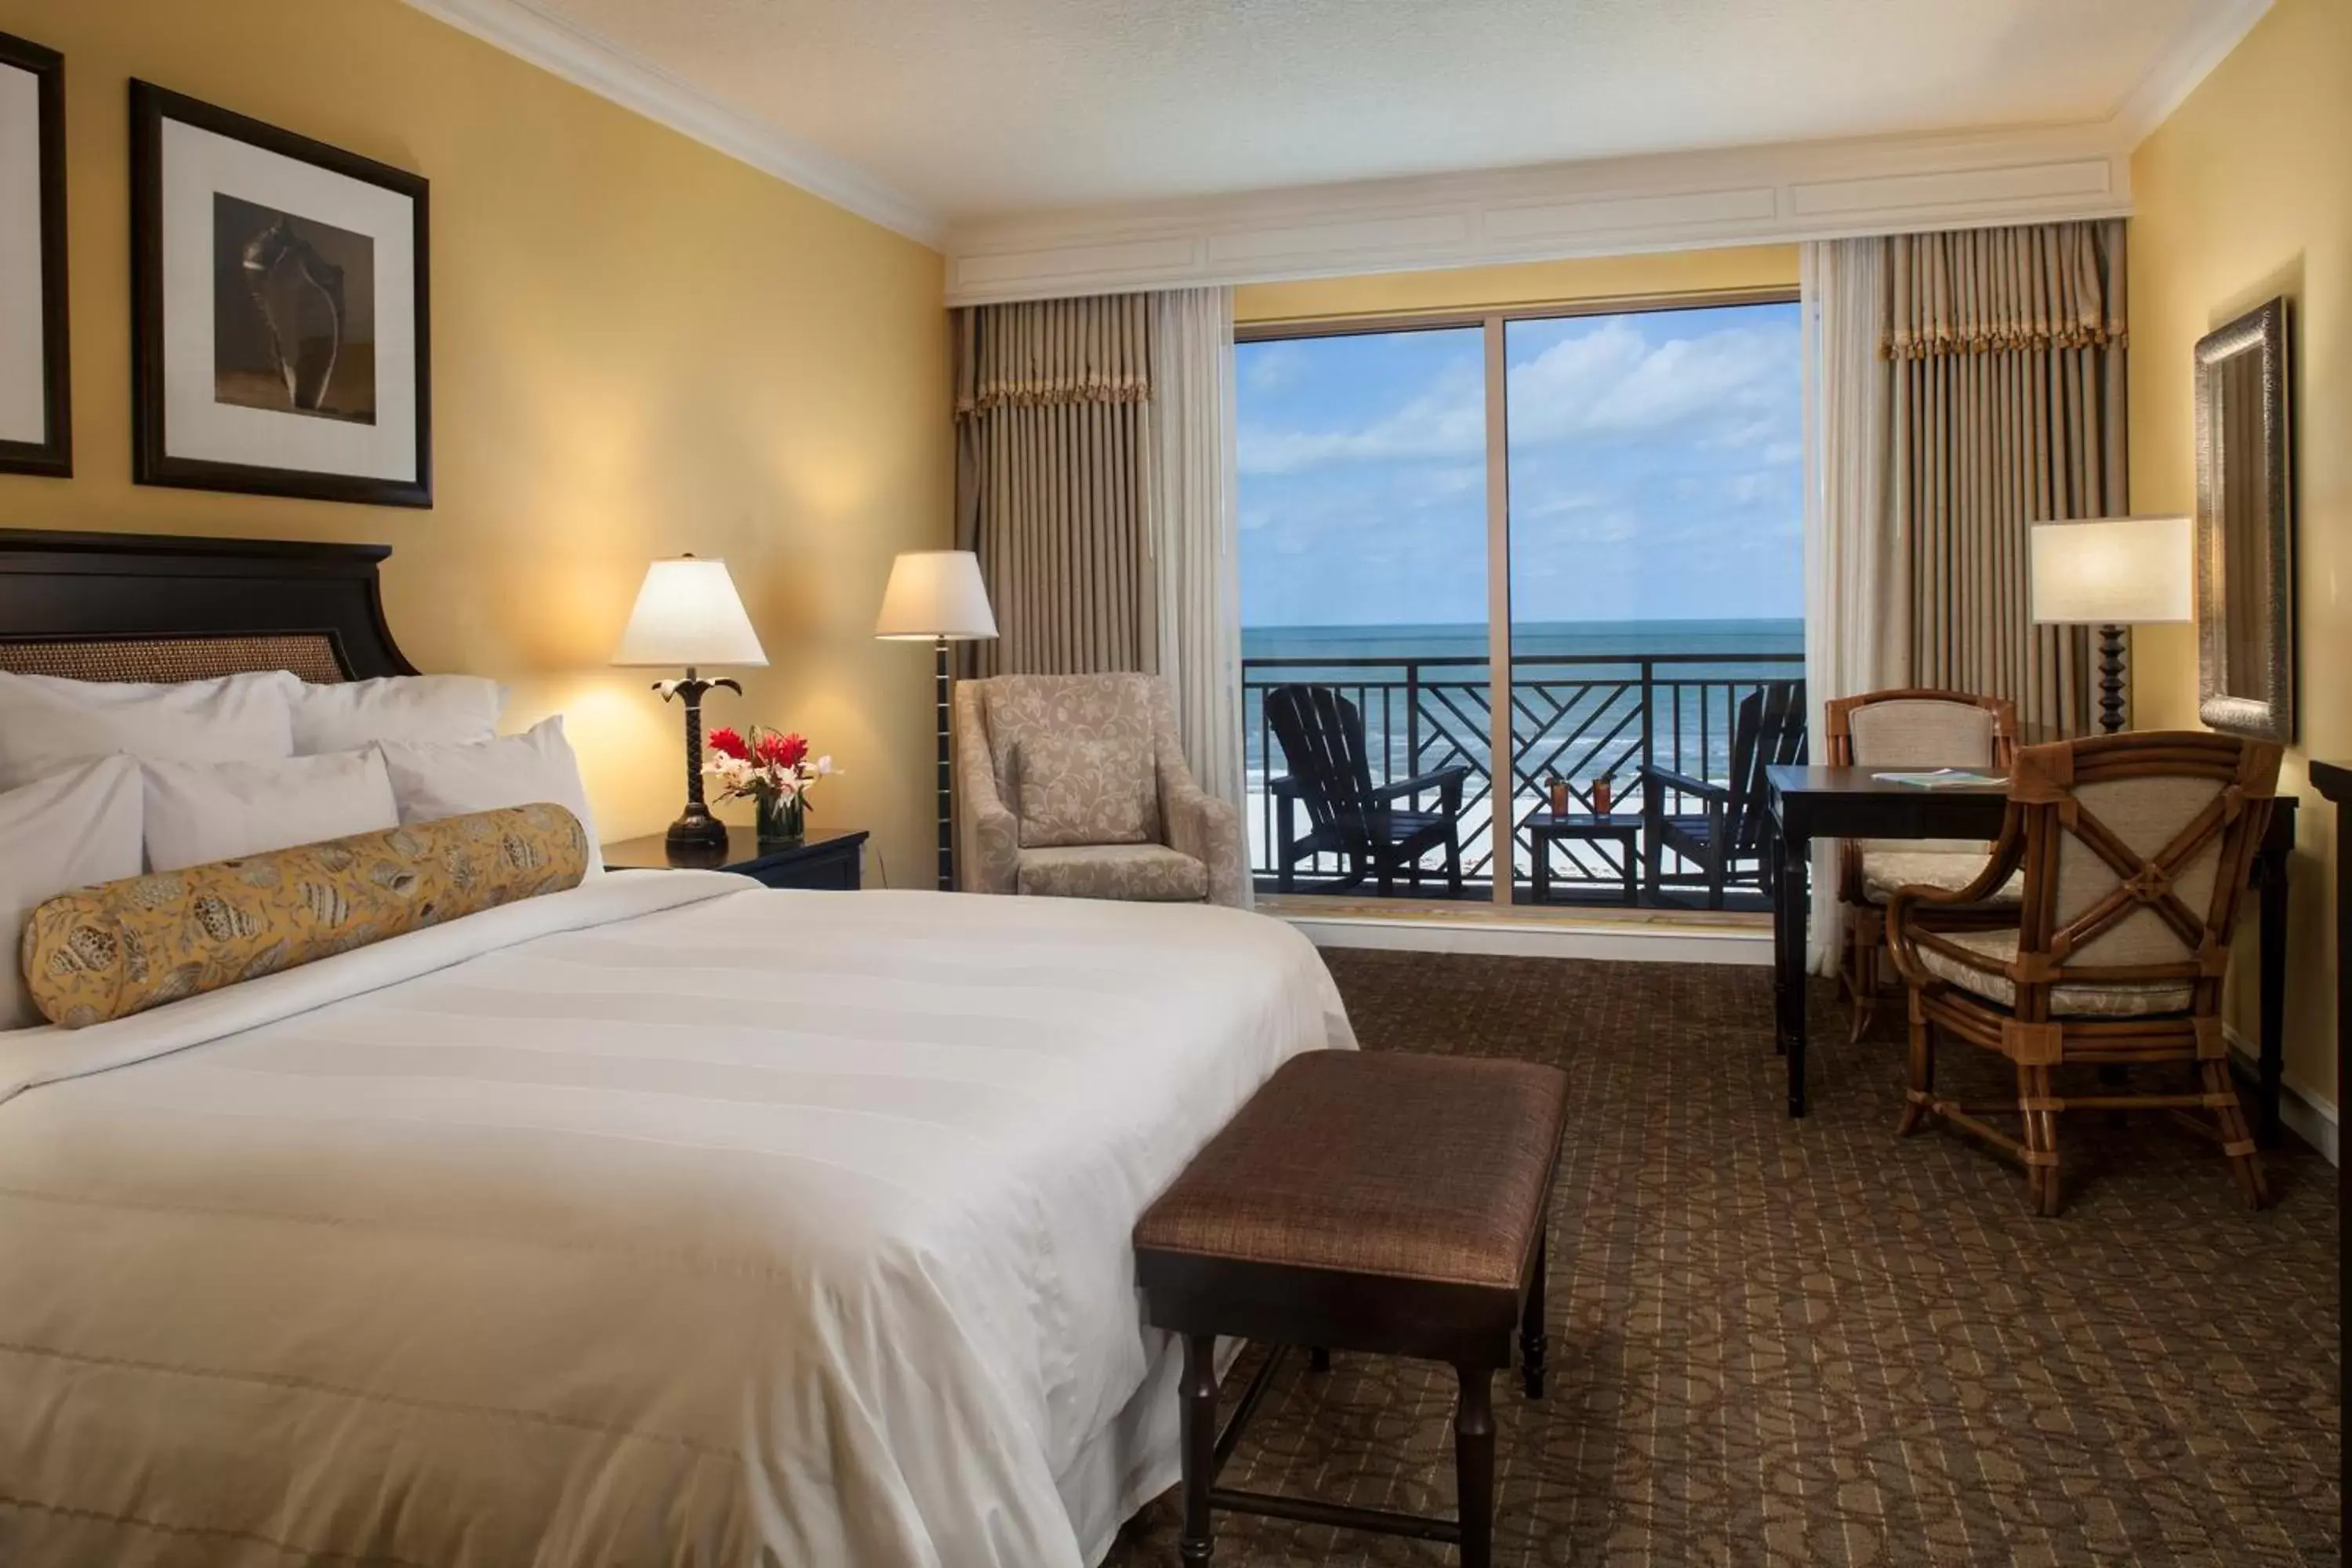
1236;285;1802;903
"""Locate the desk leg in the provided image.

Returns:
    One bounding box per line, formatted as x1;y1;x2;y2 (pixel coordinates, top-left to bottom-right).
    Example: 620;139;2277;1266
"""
1776;826;1810;1118
1620;833;1637;907
1533;837;1549;906
2259;851;2288;1146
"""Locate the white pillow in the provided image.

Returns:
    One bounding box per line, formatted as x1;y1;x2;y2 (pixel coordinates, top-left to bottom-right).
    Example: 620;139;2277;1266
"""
141;749;401;873
290;675;506;754
377;717;601;877
0;757;146;1029
0;670;299;791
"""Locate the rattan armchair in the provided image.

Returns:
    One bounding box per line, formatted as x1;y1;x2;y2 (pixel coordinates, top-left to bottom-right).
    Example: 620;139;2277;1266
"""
1824;688;2019;1043
1885;731;2282;1215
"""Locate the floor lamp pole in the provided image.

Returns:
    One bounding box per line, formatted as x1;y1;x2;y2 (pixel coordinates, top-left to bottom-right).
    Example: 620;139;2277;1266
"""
934;635;953;890
2096;622;2128;735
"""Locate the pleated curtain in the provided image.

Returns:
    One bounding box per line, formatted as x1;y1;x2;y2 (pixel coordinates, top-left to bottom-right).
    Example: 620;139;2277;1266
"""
1149;287;1249;903
953;296;1157;677
1886;220;2128;737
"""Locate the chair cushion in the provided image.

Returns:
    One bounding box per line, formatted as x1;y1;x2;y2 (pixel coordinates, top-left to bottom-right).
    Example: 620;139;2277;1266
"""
1846;699;1998;768
1013;730;1156;849
1859;848;2024;905
1016;843;1207;902
1134;1051;1568;1289
1913;928;2195;1016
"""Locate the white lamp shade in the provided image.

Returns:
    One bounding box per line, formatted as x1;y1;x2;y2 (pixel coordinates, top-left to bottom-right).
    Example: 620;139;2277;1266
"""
874;550;998;641
2029;516;2195;626
612;557;770;668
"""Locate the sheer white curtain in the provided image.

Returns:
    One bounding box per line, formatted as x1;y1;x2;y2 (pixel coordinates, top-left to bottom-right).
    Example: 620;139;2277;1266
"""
1148;286;1250;906
1800;238;1904;972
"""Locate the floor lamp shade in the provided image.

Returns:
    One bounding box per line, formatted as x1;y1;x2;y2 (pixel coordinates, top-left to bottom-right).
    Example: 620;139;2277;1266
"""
612;556;768;853
875;550;998;641
877;550;997;892
2028;517;2194;734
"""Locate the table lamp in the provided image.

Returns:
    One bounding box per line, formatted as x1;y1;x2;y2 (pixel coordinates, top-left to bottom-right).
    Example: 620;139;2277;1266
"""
2029;515;2194;734
613;555;768;852
874;550;997;890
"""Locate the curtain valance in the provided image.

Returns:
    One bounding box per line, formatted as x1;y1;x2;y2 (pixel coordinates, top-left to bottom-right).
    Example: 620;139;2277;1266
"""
954;294;1152;416
1883;220;2126;360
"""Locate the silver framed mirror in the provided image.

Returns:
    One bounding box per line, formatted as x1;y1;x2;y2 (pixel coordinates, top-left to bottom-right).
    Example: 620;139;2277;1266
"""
2194;297;2293;742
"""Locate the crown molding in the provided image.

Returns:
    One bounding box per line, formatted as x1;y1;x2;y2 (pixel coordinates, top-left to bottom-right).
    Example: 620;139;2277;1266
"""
945;123;2134;305
399;0;945;245
2111;0;2272;144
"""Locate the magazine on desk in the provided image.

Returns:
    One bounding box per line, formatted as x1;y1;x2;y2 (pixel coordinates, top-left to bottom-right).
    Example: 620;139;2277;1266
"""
1871;769;2003;789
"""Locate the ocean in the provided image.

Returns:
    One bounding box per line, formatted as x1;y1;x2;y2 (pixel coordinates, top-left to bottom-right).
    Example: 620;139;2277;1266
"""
1240;618;1805;886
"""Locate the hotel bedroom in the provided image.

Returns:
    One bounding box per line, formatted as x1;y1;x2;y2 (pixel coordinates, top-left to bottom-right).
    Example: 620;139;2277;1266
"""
0;0;2339;1564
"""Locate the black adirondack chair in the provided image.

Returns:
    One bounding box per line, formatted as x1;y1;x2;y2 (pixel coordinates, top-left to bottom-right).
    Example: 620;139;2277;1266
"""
1265;684;1469;896
1640;680;1806;908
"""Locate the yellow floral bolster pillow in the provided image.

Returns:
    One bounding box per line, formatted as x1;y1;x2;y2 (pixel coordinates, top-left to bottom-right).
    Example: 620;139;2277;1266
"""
21;803;587;1029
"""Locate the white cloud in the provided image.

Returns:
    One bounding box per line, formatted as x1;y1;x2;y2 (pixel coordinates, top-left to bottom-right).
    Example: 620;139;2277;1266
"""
1236;315;1799;478
1238;358;1483;475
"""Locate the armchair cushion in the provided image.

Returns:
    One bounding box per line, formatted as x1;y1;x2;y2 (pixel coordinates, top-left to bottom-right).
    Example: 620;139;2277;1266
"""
1013;731;1156;849
1911;928;2194;1016
1859;848;2024;906
1018;843;1208;902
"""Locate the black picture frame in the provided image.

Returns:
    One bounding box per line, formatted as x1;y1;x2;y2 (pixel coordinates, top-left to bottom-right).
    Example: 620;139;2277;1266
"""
0;31;71;479
129;81;432;507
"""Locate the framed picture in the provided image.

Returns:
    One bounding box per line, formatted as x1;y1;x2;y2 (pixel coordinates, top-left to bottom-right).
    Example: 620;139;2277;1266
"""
130;82;430;507
0;31;70;478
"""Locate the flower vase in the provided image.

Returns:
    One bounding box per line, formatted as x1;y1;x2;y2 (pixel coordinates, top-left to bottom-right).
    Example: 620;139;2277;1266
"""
755;786;805;849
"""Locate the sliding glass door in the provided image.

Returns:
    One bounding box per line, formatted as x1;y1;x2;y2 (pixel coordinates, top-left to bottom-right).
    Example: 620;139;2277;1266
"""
1235;325;1494;897
1237;294;1802;907
1502;303;1804;901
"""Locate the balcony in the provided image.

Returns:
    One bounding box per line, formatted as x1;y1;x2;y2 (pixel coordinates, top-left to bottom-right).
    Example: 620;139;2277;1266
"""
1243;649;1806;907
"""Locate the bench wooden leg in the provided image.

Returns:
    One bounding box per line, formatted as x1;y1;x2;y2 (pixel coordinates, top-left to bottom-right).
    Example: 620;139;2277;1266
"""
1180;1333;1219;1564
1519;1232;1548;1400
1454;1363;1494;1568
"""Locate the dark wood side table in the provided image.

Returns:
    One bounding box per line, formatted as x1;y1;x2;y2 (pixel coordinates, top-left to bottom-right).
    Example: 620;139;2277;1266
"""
1524;812;1641;906
1763;765;2297;1126
602;825;868;891
2306;759;2348;1532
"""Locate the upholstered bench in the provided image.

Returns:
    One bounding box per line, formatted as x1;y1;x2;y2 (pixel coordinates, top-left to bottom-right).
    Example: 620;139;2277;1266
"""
1134;1050;1570;1566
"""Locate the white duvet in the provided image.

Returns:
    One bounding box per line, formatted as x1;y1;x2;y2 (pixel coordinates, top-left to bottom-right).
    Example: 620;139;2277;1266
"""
0;873;1352;1566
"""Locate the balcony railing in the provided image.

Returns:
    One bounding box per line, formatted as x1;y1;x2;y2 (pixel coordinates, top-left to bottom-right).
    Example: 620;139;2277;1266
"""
1243;649;1806;903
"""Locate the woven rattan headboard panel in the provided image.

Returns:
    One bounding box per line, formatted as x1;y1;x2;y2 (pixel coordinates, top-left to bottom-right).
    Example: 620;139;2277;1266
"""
0;634;347;684
0;530;419;684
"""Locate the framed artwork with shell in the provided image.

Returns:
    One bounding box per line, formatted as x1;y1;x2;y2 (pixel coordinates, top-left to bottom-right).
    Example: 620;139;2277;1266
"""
129;81;431;507
0;29;71;479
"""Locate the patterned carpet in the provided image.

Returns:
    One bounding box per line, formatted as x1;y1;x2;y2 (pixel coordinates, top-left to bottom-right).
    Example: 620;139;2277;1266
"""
1105;951;2341;1566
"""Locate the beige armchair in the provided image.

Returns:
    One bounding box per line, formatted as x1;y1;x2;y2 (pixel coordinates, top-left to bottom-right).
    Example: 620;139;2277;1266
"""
953;673;1246;906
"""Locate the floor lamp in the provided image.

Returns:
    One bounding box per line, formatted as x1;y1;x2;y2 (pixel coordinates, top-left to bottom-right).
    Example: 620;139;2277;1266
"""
876;551;998;890
2028;516;2194;734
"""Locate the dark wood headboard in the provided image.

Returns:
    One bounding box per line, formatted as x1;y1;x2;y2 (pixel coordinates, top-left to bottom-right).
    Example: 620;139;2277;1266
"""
0;528;419;683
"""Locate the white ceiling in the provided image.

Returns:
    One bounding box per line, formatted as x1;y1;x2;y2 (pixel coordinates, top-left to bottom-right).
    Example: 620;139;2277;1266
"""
447;0;2256;238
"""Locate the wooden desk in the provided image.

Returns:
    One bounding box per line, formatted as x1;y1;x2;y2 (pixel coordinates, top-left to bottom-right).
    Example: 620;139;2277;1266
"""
1764;765;2297;1127
2306;759;2348;1530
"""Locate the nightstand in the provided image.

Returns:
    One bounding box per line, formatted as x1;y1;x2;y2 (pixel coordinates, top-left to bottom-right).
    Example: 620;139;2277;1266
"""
601;826;869;891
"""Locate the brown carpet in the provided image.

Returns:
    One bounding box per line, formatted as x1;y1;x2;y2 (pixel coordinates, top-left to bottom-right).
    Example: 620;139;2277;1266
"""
1105;953;2341;1566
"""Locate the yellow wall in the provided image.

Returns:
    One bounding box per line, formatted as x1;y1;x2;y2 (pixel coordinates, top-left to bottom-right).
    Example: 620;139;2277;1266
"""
1234;245;1800;324
0;0;951;885
2130;0;2349;1116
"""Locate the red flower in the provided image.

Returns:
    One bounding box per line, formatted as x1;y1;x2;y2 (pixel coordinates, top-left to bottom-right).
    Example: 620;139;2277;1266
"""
754;730;809;770
706;727;750;761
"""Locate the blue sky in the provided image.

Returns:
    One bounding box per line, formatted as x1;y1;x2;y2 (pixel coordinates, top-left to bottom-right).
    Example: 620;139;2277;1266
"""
1236;302;1804;627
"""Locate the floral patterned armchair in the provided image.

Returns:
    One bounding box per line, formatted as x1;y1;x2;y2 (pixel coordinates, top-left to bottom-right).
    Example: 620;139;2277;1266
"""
952;673;1246;907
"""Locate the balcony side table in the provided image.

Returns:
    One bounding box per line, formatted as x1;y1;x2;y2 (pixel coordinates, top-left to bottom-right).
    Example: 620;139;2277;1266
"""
1526;812;1641;906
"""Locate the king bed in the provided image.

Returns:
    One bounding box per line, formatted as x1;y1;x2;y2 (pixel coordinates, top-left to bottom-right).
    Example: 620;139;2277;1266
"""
0;530;1353;1566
